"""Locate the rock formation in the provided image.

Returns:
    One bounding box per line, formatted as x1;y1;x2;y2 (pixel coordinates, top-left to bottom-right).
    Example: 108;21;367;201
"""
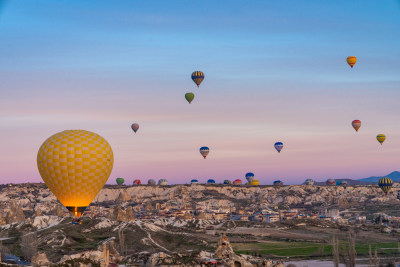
116;190;131;203
212;234;254;267
113;206;127;221
145;201;153;211
125;206;135;221
34;207;43;217
6;201;25;224
51;204;66;217
113;206;135;222
214;233;234;259
31;252;51;267
0;212;7;225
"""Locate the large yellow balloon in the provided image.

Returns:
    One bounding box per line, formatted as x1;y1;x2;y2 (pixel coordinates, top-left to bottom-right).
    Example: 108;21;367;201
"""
37;130;113;217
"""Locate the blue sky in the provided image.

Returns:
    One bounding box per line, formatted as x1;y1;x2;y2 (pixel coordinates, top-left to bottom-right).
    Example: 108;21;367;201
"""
0;1;399;184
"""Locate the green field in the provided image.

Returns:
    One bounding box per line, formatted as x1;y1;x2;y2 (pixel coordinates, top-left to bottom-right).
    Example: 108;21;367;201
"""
232;241;400;257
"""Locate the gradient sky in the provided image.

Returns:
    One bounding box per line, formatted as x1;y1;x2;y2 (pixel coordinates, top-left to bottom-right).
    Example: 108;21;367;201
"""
0;1;400;185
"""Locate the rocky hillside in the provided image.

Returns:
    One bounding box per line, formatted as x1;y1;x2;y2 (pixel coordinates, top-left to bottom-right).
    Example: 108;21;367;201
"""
96;183;400;208
1;183;399;212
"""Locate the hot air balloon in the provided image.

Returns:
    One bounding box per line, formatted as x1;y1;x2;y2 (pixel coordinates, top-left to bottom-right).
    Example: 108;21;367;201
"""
378;177;393;195
273;180;283;186
191;71;204;87
346;56;357;68
341;181;348;186
304;179;315;186
224;180;231;185
200;147;210;159
326;179;335;186
274;142;283;153
336;180;342;186
207;179;215;184
131;123;139;133
352;120;361;132
133;179;141;185
158;179;168;186
185;93;195;104
191;179;199;184
116;178;125;186
37;130;113;218
233;179;242;185
245;172;255;183
250;179;260;186
377;134;386;145
148;179;156;185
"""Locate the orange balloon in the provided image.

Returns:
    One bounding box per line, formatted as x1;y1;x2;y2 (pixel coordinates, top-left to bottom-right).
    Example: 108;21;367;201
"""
347;56;357;68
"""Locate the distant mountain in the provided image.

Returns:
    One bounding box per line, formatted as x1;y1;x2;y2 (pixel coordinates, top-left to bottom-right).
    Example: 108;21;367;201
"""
358;171;400;183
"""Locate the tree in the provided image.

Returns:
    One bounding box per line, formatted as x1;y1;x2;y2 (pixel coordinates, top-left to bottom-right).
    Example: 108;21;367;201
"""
118;229;125;256
332;235;339;267
348;232;356;267
21;233;38;261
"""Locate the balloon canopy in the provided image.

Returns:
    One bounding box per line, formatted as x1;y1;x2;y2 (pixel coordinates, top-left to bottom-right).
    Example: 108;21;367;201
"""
378;177;393;195
304;179;314;185
158;179;168;186
346;56;357;68
191;71;204;87
377;134;386;145
200;147;210;159
233;179;242;185
185;92;195;104
352;120;361;132
245;172;255;182
131;123;139;133
326;179;335;186
37;130;113;217
274;142;284;153
116;178;125;186
250;179;260;186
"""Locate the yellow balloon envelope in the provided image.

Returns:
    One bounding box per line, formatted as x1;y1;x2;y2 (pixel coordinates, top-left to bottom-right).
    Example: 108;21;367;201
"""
250;179;259;186
376;134;386;145
37;130;114;217
347;56;357;68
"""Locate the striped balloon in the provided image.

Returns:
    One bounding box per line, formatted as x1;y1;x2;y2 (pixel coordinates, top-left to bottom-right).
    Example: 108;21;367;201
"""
191;71;204;87
347;56;357;68
352;120;361;132
377;134;386;145
233;179;242;185
200;146;210;159
378;177;393;195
